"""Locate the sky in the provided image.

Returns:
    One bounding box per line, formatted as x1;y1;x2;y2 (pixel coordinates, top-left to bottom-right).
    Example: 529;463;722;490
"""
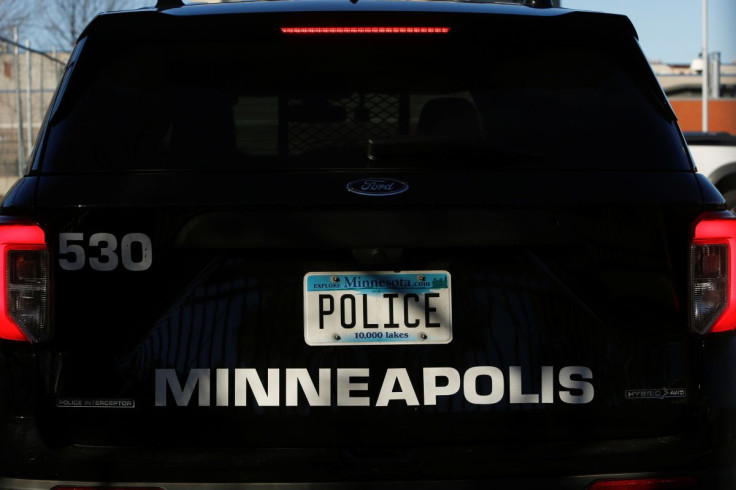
562;0;736;64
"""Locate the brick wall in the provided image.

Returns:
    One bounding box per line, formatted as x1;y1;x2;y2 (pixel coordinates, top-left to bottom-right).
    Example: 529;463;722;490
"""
670;99;736;134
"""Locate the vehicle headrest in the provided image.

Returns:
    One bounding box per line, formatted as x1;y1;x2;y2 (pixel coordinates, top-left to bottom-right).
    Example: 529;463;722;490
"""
417;97;482;139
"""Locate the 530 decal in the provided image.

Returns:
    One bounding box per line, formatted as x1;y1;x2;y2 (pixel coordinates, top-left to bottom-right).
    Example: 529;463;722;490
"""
59;233;152;272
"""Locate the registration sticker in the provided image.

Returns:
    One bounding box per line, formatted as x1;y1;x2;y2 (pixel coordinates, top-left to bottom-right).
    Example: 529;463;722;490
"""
304;271;452;346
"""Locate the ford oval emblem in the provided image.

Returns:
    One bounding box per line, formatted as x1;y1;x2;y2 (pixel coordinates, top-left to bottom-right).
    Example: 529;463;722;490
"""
346;178;409;197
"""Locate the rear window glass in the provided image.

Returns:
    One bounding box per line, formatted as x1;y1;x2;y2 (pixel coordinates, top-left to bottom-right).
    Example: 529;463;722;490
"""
40;20;690;172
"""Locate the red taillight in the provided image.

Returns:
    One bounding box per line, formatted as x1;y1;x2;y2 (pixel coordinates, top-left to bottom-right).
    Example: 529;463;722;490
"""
0;223;49;342
588;477;698;489
690;211;736;334
280;26;450;35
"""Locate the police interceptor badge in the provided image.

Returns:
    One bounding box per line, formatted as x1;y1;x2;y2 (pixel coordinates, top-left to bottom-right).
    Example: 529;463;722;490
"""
304;271;452;346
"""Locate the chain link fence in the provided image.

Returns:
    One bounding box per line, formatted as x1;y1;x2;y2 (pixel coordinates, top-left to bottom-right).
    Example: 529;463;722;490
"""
0;33;68;196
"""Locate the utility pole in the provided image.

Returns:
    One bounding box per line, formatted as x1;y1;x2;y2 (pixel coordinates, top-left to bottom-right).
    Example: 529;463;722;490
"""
39;52;44;135
13;27;26;176
25;40;32;157
52;47;60;80
702;0;709;131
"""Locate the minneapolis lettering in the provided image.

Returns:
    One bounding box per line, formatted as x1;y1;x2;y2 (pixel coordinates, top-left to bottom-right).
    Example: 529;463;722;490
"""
155;366;594;407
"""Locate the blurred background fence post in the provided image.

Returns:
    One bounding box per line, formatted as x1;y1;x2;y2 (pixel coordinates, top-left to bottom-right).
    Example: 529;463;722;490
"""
0;31;68;196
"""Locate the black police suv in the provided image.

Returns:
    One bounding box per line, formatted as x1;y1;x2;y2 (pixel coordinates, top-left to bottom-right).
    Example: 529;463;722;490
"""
1;0;735;488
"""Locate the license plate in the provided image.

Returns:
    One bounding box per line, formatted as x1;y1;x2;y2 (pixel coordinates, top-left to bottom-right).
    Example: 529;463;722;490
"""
304;271;452;346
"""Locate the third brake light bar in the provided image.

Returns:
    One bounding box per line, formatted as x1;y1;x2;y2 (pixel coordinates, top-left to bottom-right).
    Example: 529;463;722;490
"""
280;27;450;35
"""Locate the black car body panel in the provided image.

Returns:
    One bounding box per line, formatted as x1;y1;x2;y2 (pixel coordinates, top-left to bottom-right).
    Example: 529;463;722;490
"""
0;1;735;489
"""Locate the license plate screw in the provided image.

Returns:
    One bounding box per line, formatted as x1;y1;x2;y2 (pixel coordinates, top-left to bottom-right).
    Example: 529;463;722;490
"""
331;275;340;283
417;275;425;281
419;333;428;341
333;334;341;341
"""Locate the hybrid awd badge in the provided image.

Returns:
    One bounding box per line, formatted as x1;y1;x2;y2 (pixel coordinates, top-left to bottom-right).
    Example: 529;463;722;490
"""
347;178;409;197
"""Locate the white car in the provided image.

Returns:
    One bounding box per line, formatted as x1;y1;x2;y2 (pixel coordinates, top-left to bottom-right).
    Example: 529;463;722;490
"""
686;132;736;209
